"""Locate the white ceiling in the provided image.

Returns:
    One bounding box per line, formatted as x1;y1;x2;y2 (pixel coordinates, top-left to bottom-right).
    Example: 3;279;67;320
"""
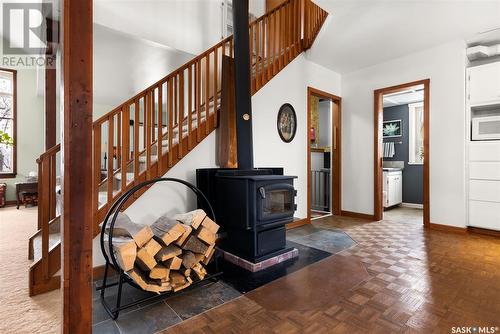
309;0;500;74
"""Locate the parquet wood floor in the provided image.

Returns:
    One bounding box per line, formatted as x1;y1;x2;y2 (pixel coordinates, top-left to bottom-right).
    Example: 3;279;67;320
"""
162;212;500;334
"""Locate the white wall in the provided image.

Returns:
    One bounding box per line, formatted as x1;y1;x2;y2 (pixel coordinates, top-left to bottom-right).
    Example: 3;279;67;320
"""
342;39;467;227
0;69;45;201
252;54;341;218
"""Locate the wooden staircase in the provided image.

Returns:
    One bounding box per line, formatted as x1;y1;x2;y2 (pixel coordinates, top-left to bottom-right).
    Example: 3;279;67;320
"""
28;0;328;296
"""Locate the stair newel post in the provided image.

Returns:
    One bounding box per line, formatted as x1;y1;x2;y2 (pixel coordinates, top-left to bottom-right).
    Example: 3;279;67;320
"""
266;15;271;82
188;65;193;150
158;85;163;172
121;105;129;192
178;73;184;158
168;77;174;167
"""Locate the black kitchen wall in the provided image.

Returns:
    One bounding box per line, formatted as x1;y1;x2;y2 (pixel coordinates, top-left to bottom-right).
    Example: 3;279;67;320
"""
383;104;423;204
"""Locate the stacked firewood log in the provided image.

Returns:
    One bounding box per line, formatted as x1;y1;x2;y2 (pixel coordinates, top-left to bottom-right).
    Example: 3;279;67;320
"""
102;209;219;293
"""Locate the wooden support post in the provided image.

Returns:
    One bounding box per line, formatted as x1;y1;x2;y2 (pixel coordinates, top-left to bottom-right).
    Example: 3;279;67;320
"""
61;0;93;333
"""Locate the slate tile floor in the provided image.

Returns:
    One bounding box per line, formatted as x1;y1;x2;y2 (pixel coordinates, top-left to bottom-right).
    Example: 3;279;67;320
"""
92;225;356;333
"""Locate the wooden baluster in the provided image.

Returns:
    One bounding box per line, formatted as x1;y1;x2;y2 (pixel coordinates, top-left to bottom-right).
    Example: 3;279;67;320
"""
107;116;114;204
188;65;193;149
292;0;297;57
121;105;129;191
259;19;266;87
279;6;284;70
196;60;202;142
168;77;174;167
255;20;261;91
116;112;121;193
41;157;50;279
145;92;151;178
285;3;290;65
213;47;218;127
37;160;42;229
93;124;101;211
273;12;278;75
178;73;184;158
266;15;271;82
133;100;139;180
49;153;56;219
249;24;255;93
205;54;210;135
158;85;163;173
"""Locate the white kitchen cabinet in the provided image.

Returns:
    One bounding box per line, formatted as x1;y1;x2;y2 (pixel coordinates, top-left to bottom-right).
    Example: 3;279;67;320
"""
468;62;500;106
383;170;402;208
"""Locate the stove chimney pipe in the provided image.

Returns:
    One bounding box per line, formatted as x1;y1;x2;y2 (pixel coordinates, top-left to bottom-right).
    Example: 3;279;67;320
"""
232;0;254;170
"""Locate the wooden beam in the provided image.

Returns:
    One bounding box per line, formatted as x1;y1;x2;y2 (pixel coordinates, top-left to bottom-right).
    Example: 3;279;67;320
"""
218;56;238;168
61;0;93;333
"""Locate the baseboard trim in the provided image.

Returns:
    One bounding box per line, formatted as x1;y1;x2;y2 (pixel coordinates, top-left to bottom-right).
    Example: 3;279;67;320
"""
428;222;467;234
340;210;376;221
468;226;500;238
401;202;423;209
286;217;310;229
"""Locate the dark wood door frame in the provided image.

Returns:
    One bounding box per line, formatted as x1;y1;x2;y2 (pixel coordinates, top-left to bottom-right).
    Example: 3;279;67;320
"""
307;87;342;221
374;79;430;227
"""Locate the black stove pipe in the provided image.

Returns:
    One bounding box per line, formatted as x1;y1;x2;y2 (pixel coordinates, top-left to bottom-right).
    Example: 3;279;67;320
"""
232;0;254;170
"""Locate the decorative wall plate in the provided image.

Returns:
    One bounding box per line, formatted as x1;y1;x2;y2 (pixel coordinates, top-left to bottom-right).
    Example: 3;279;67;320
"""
277;103;297;143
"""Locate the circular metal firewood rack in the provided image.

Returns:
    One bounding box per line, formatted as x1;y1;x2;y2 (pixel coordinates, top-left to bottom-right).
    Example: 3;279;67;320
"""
96;177;222;320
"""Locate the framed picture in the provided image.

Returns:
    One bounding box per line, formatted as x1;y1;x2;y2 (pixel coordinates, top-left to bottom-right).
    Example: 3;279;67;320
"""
277;103;297;143
383;119;402;138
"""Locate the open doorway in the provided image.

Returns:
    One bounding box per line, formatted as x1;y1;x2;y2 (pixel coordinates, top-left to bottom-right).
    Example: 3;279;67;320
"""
374;80;430;226
307;87;341;221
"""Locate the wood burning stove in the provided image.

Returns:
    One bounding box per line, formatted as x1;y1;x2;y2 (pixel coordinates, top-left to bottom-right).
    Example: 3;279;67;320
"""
197;168;297;263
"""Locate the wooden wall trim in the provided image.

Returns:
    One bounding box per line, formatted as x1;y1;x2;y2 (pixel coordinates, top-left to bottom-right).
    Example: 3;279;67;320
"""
340;210;376;221
429;222;467;234
467;226;500;238
61;0;93;332
286;217;310;229
307;86;342;220
373;79;430;226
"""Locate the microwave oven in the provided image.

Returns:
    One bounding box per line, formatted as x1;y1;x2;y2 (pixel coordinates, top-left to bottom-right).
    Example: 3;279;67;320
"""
472;115;500;141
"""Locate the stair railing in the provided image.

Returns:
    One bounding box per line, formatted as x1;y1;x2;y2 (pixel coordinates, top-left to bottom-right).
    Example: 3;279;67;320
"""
30;0;328;296
36;143;60;280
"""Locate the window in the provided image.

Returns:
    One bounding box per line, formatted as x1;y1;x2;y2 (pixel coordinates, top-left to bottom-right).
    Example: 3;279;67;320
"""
408;102;424;165
0;69;16;177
